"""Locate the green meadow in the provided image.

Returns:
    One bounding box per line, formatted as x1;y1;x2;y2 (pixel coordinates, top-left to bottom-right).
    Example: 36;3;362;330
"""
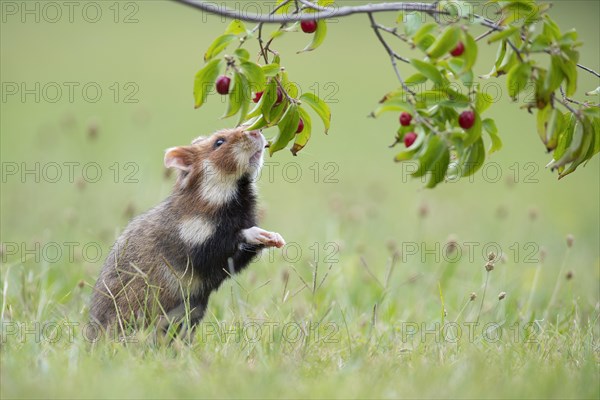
1;1;598;398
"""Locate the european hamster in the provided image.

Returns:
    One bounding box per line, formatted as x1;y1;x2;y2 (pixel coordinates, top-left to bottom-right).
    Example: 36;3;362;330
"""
90;127;285;333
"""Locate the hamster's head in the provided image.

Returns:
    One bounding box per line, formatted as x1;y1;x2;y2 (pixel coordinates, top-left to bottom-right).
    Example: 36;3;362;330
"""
163;127;267;207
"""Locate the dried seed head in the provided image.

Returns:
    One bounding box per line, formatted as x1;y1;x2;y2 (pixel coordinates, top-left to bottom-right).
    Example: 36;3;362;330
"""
539;247;547;263
505;175;516;188
123;202;136;220
485;261;495;272
488;252;496;261
496;205;508;220
418;202;429;219
87;119;99;140
445;235;458;255
386;239;398;253
529;207;539;221
566;234;574;248
75;177;86;191
498;291;506;300
565;270;573;280
470;292;477;301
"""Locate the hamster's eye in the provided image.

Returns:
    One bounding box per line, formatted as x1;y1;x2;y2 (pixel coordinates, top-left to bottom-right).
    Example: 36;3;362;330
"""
214;138;226;148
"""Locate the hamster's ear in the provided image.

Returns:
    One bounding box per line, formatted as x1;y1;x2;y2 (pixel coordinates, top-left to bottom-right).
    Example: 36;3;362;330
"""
191;136;207;145
164;146;194;171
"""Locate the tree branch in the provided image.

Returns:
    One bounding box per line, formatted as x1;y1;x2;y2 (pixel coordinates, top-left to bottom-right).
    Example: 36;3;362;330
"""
576;63;600;78
173;0;440;22
368;13;413;94
177;0;600;80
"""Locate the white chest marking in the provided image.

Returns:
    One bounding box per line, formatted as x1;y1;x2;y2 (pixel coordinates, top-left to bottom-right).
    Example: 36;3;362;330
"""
199;160;239;207
178;216;215;246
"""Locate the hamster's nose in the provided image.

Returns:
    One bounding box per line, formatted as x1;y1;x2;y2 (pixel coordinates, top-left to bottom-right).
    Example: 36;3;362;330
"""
247;130;261;139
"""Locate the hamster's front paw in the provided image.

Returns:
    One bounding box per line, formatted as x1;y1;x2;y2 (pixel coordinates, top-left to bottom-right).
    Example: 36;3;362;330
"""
242;227;286;248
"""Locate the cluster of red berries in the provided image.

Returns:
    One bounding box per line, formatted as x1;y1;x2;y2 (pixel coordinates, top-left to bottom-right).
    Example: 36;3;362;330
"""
399;109;475;148
214;78;304;133
212;21;316;135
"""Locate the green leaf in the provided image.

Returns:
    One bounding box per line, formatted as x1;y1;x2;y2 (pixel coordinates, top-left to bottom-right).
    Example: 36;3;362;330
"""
267;99;289;127
542;15;561;41
426;144;450;188
193;58;223;109
592;117;600;156
413;135;444;178
536;105;551;145
538;107;565;151
369;99;412;118
274;0;292;14
497;44;518;76
234;48;250;61
475;91;493;114
222;72;244;119
300;92;331;133
413;23;437;48
558;118;594;179
487;26;519;44
461;32;478;73
298;20;327;53
481;40;507;79
530;34;551;52
501;1;536;26
270;22;299;40
426;26;461;59
270;104;300;155
405;73;428;85
416;90;470;108
463;111;482;147
410;59;444;85
482;118;502;154
281;71;299;99
236;73;251;126
400;12;423;36
553;113;576;162
244;115;268;131
554;55;577;96
546;56;565;94
204;34;237;62
261;79;280;123
459;137;485;177
506;62;532;99
550;118;584;170
240;61;266;92
291;107;313;156
225;19;247;35
262;63;281;77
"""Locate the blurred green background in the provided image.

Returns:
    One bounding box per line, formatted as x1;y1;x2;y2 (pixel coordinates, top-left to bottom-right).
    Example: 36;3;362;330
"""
1;0;599;278
1;1;599;399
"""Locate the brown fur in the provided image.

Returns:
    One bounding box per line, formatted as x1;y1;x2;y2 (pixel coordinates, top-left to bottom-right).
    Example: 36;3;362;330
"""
90;127;272;335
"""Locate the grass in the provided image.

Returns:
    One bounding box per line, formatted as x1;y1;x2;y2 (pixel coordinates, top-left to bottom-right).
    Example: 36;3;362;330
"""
1;1;599;399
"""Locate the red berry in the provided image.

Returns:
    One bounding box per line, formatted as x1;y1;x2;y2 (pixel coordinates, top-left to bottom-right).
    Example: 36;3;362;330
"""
296;118;304;134
450;42;465;57
253;91;263;103
275;87;284;105
216;76;231;95
399;112;412;126
458;110;475;129
404;132;417;147
301;20;318;34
